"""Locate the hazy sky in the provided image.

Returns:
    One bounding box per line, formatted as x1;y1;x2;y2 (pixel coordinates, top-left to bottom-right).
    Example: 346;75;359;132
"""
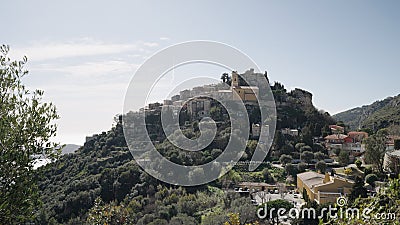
2;1;399;144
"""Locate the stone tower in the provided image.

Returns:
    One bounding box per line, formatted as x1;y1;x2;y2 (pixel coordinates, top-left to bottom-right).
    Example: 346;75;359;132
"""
231;71;239;87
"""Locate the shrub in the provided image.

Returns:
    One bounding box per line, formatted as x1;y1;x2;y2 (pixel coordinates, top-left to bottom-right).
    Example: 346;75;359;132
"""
365;174;378;186
355;159;362;169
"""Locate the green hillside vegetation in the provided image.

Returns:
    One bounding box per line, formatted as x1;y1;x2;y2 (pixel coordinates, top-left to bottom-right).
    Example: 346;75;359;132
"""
334;94;400;132
33;78;337;224
334;176;400;225
3;46;397;224
35;122;262;224
362;95;400;131
272;82;335;135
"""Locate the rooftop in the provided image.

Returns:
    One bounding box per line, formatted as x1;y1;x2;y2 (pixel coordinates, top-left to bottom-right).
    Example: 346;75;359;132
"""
238;182;276;187
297;171;325;180
329;125;344;131
347;131;368;138
325;134;348;140
297;171;326;188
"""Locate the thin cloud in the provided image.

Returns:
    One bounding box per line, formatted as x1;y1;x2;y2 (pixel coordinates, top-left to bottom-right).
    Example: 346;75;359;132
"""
159;37;170;41
10;39;159;62
143;42;159;47
32;60;139;78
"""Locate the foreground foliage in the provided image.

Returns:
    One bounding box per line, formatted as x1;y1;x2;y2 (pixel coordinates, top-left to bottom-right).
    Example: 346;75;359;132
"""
335;176;400;225
0;45;59;223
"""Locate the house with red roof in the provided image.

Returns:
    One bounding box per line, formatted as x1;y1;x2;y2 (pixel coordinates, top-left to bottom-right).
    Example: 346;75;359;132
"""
325;131;369;156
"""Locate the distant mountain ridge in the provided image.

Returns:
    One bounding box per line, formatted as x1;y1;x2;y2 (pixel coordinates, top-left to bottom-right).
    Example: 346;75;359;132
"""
61;144;81;154
333;94;400;131
33;144;81;169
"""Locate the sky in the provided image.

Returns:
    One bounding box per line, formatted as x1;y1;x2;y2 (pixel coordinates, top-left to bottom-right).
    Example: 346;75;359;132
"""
1;1;399;145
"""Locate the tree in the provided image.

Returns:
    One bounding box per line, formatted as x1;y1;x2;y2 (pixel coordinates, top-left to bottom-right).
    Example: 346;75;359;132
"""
338;150;349;166
360;127;373;136
333;148;341;156
169;214;197;225
262;168;274;183
364;130;387;173
87;197;131;225
300;127;313;146
363;167;372;176
338;176;400;224
349;176;367;202
336;121;346;132
395;139;400;150
312;143;325;152
100;168;117;202
279;154;293;166
221;73;228;83
355;159;362;169
210;106;223;121
297;163;307;173
315;161;327;173
228;197;258;224
219;169;241;189
280;143;294;155
225;213;241;225
0;45;60;223
301;151;314;164
386;154;400;175
295;143;306;151
285;163;298;177
246;140;258;156
273;133;285;150
314;152;326;161
299;145;312;153
221;73;231;86
293;201;330;225
365;174;378;187
292;152;300;160
211;148;223;158
321;125;332;138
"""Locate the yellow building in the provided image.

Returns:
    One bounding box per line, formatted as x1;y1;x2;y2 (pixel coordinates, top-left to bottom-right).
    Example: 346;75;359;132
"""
231;71;259;102
297;171;354;204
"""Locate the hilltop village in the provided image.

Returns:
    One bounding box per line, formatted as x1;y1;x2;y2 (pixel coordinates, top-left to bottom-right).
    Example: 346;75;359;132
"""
129;69;400;206
35;69;400;224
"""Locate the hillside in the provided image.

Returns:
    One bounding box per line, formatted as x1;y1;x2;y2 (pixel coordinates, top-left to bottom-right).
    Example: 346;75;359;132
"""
333;94;400;131
35;118;256;224
271;83;335;137
34;78;336;224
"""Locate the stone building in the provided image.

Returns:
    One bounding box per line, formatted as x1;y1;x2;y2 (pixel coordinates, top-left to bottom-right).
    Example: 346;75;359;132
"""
187;97;211;119
231;71;259;102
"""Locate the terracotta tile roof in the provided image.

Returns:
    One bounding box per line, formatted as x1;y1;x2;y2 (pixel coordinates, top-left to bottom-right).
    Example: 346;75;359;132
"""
347;131;368;138
324;134;348;140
